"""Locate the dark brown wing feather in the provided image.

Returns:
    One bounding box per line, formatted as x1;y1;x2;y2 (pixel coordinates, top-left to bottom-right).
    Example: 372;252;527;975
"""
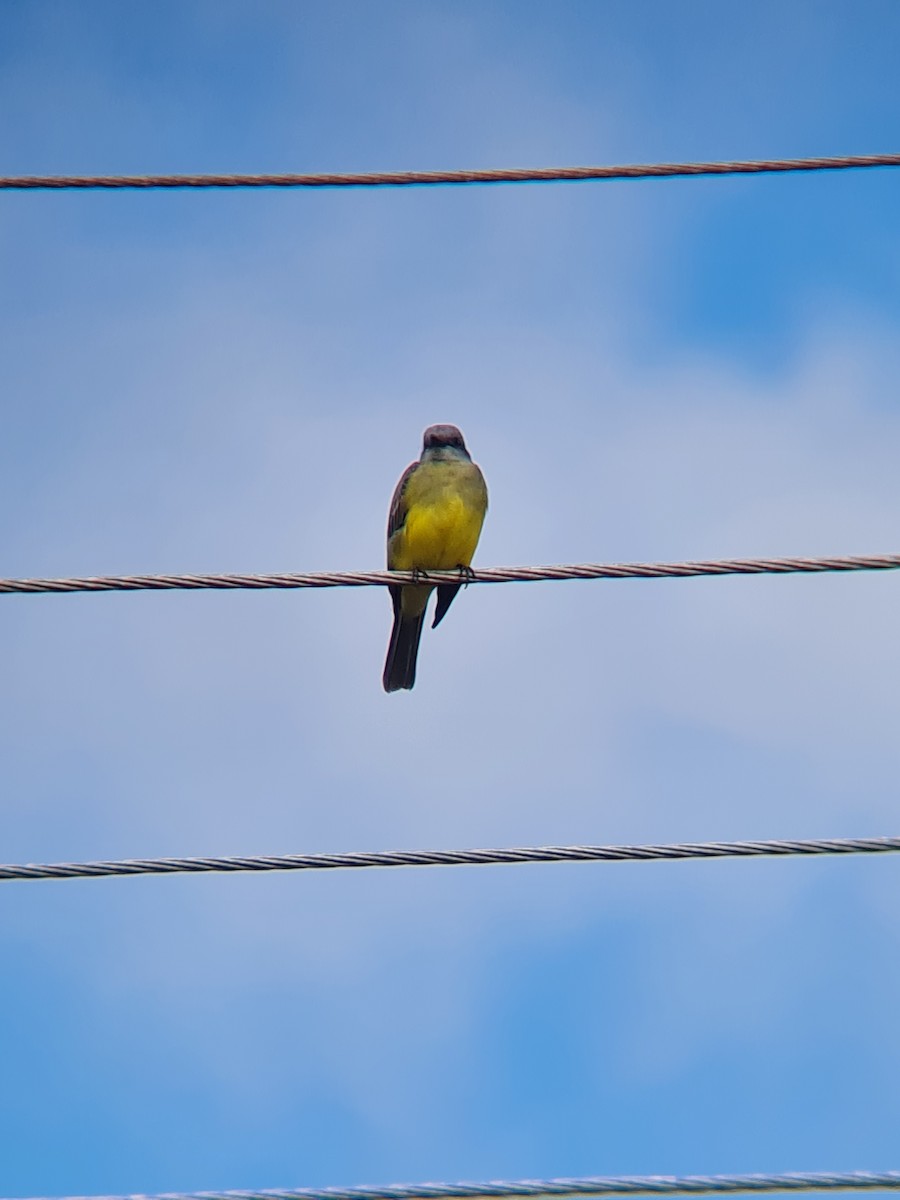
386;463;417;544
387;461;418;549
432;583;460;628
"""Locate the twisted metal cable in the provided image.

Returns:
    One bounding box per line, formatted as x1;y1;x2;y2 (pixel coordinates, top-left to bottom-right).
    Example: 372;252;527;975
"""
2;152;900;191
1;552;899;597
11;1170;900;1200
3;835;899;884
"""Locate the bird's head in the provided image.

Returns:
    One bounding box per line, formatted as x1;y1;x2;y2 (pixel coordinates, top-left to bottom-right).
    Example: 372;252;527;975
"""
421;424;470;460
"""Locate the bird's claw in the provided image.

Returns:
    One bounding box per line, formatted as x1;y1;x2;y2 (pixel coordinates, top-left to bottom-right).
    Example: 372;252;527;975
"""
457;564;476;588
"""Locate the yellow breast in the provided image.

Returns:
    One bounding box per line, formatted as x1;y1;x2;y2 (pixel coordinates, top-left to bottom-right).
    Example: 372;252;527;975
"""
390;460;487;571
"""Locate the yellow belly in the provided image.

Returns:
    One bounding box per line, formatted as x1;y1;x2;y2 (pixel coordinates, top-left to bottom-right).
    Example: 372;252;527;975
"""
393;493;483;570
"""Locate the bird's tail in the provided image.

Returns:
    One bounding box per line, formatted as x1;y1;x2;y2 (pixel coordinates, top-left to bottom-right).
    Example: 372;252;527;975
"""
382;608;426;692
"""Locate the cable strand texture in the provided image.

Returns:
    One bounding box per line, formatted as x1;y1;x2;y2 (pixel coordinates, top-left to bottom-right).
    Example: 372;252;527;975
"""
2;152;900;190
3;835;899;884
10;1169;900;1200
1;553;899;597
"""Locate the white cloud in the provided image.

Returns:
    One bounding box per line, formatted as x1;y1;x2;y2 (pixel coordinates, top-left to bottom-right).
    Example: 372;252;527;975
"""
3;3;900;1165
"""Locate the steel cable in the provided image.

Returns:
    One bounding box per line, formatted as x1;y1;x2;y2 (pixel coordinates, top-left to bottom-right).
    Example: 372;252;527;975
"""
3;835;899;884
10;1169;900;1200
0;553;899;597
2;152;900;191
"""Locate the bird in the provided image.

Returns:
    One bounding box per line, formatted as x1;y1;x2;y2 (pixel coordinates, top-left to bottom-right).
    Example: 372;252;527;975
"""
383;424;488;692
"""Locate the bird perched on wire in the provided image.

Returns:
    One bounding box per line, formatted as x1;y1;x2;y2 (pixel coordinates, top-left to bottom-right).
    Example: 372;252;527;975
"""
383;424;488;692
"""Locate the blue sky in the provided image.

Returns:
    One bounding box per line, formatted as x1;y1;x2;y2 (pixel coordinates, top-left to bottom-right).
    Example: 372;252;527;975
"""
2;2;900;1197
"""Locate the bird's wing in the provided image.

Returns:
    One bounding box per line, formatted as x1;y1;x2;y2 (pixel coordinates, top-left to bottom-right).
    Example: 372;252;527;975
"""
387;461;418;543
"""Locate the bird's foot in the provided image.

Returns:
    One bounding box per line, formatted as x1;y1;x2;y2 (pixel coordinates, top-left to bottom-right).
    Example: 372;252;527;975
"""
411;567;430;584
456;564;476;588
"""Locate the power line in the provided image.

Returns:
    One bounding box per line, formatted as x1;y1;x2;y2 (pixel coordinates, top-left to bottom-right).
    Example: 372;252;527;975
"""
3;834;899;884
1;552;899;598
2;152;900;191
11;1169;900;1200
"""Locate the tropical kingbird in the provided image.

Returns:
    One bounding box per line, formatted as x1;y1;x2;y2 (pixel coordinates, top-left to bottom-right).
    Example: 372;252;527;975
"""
383;424;488;692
